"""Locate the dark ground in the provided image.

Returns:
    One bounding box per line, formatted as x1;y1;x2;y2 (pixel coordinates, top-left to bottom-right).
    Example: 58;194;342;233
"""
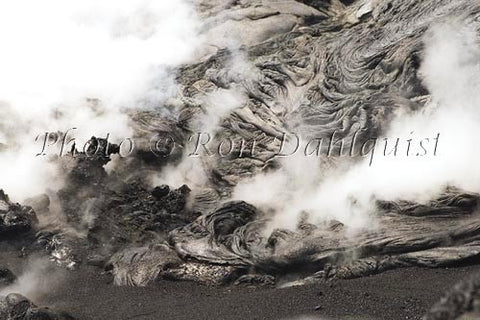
20;265;480;320
1;243;479;320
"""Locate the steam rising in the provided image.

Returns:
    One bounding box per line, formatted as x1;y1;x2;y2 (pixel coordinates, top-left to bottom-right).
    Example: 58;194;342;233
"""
0;0;202;201
1;0;480;308
0;258;66;301
234;20;480;232
152;49;253;189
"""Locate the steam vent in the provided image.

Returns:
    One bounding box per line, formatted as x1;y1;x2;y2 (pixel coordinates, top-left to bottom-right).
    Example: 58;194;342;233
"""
2;0;480;319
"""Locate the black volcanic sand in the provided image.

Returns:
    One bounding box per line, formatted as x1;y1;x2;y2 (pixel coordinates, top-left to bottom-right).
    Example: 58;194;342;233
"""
2;248;479;320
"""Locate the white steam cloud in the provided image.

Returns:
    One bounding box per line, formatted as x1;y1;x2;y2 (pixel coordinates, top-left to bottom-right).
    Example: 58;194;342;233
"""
0;0;202;201
151;48;254;189
234;19;480;232
0;258;66;301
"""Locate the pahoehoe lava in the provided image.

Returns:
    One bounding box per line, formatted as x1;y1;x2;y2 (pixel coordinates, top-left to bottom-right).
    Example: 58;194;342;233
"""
2;0;480;319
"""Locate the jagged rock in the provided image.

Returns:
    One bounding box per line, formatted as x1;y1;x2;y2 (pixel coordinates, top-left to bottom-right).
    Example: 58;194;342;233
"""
35;231;78;269
57;152;199;257
0;190;37;238
151;185;170;199
0;293;74;320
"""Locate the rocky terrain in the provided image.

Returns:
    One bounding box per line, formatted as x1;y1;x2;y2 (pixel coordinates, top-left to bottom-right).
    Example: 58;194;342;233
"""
2;0;480;319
